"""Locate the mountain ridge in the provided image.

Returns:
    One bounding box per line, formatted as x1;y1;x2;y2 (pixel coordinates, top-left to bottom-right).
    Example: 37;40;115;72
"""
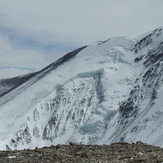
1;142;163;163
0;27;162;150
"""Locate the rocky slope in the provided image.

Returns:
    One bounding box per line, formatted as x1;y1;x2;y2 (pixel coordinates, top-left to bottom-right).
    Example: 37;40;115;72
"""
0;27;162;150
0;142;163;163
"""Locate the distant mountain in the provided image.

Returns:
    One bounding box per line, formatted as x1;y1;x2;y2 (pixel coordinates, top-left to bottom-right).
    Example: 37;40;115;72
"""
0;27;162;150
0;68;33;80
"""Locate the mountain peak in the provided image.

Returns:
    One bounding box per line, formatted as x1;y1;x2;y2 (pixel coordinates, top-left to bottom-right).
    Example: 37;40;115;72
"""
0;28;162;150
132;27;163;54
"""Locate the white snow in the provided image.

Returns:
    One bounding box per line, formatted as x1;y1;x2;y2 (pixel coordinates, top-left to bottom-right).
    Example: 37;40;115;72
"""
0;28;162;150
7;155;16;159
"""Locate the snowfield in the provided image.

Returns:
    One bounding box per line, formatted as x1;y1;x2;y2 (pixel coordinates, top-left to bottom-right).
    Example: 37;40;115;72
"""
0;27;162;150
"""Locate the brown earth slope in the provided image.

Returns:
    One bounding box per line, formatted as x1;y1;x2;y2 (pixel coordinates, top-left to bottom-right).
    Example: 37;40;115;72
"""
0;142;163;163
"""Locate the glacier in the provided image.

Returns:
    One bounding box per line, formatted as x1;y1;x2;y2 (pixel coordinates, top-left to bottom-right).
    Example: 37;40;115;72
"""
0;27;162;150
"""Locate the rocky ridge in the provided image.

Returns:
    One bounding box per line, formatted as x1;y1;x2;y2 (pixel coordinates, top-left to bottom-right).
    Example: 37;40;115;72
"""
0;142;163;163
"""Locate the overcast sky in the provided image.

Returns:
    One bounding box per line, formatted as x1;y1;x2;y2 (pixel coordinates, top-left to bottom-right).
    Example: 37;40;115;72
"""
0;0;163;78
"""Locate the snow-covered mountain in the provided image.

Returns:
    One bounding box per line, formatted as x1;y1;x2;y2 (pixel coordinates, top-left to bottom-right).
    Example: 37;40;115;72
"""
0;27;162;150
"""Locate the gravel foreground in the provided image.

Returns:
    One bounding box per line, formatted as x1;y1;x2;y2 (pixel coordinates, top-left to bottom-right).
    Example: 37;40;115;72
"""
0;142;163;163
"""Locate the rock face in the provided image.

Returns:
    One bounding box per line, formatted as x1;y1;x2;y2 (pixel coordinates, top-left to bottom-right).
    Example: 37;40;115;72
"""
0;143;163;163
0;27;162;150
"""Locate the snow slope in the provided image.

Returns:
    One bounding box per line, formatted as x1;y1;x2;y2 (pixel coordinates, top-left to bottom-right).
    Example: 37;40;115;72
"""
0;27;162;150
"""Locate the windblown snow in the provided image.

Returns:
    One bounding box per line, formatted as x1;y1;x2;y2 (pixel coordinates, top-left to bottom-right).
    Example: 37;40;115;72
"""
0;27;162;150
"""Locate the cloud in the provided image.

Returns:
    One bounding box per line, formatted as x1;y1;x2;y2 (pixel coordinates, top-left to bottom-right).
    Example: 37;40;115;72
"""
0;0;163;44
0;0;163;78
0;35;46;69
0;27;74;71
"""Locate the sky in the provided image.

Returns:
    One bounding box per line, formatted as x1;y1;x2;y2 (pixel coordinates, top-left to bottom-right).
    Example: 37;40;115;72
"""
0;0;163;78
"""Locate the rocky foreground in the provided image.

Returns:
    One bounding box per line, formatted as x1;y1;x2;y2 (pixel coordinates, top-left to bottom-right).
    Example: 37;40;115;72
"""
0;142;163;163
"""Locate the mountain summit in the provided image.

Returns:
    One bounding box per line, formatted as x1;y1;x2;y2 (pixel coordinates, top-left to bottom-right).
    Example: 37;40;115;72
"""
0;27;162;150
